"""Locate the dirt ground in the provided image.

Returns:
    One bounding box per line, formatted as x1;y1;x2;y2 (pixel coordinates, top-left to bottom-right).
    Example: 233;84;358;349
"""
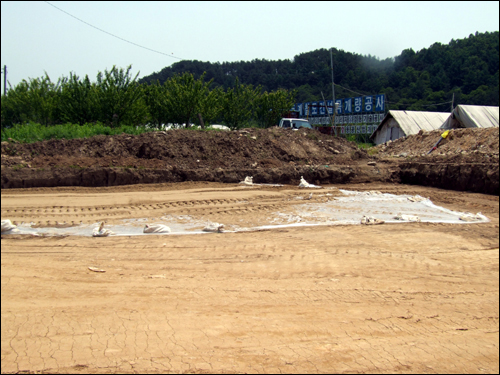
1;127;499;373
1;181;499;374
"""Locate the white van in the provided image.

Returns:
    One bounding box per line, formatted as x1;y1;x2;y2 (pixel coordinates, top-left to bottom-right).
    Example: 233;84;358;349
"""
278;118;313;130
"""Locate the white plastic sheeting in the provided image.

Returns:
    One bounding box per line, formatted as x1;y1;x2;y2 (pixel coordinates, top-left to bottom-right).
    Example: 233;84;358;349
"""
239;176;254;185
238;176;284;187
1;189;490;237
208;124;230;131
143;224;171;233
299;176;321;188
202;222;225;232
394;213;421;222
310;189;488;225
92;222;114;237
360;216;385;225
1;220;19;233
459;212;488;222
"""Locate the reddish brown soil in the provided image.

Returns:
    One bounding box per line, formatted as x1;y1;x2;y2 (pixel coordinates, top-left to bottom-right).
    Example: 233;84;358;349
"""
1;127;498;194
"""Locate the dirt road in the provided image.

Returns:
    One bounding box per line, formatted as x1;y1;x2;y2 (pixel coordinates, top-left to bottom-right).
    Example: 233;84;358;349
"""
1;182;499;374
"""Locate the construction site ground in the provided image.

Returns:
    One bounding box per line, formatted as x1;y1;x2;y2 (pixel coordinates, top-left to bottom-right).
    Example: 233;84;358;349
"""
1;127;499;374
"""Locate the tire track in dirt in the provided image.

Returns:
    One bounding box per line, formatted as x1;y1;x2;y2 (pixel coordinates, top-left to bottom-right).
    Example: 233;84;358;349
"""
0;191;316;228
1;183;498;374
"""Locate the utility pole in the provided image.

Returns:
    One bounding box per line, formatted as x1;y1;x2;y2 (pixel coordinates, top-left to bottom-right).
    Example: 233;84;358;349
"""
330;49;335;104
2;65;6;96
321;91;333;128
330;49;337;136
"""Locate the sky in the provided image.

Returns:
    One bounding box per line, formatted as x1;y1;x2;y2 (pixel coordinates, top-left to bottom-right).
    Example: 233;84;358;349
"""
1;1;499;90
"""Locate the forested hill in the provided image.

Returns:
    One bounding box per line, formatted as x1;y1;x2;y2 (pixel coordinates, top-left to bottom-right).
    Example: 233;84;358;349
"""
140;31;499;111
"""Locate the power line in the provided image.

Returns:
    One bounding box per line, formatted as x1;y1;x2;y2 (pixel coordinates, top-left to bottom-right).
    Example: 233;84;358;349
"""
333;83;454;108
333;83;370;97
13;5;460;112
413;100;453;107
44;1;184;60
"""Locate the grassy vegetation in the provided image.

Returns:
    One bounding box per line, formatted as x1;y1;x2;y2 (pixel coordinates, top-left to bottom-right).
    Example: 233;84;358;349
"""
1;122;155;143
357;142;374;149
12;164;26;171
345;134;375;149
1;121;263;144
307;132;319;141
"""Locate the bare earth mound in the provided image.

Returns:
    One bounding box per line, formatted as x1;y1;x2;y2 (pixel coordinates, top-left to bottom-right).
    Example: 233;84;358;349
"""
1;127;498;194
374;127;499;195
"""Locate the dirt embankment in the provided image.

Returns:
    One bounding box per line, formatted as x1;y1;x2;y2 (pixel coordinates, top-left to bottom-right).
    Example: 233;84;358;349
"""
1;127;498;194
373;128;499;195
374;127;499;162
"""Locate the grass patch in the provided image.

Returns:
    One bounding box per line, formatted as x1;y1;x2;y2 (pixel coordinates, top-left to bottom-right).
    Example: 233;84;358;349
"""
12;164;26;170
307;133;319;141
1;122;156;144
357;142;374;150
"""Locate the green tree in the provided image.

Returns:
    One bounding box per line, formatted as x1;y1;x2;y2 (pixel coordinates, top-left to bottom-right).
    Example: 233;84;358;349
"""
254;89;296;128
462;56;490;93
162;72;215;128
1;73;64;127
410;71;431;100
221;77;260;130
138;32;499;109
143;80;170;128
59;73;99;125
95;65;147;127
195;86;224;126
1;80;31;127
465;84;498;105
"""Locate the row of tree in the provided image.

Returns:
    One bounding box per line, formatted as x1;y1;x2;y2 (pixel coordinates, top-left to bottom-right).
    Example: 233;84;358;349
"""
141;31;499;111
2;31;497;129
1;67;296;129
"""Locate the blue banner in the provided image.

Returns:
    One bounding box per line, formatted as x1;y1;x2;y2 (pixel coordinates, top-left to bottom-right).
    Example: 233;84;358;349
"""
364;96;373;112
335;99;342;114
354;97;363;113
296;103;303;116
311;102;318;116
319;101;325;115
326;100;334;115
375;94;385;112
293;94;384;119
344;98;352;114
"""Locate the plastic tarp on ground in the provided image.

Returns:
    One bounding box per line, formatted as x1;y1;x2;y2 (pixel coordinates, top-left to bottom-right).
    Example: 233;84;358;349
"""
3;190;489;237
371;110;450;144
440;105;499;129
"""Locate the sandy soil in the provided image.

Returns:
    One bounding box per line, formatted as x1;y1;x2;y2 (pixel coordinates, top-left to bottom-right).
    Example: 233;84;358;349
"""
1;181;499;374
